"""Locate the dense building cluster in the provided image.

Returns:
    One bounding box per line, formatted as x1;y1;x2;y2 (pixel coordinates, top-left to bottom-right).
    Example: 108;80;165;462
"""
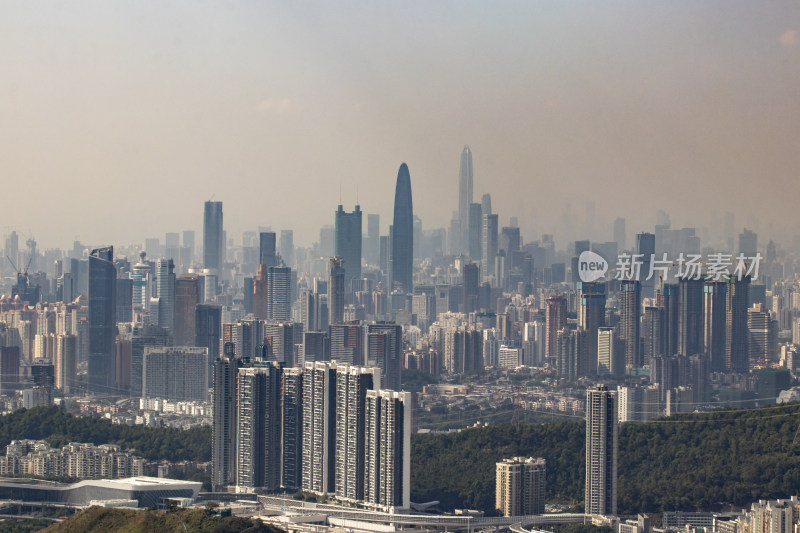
0;440;144;479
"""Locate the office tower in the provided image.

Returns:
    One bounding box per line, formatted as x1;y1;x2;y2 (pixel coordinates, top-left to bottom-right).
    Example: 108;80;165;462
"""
571;241;591;284
578;281;606;376
636;233;655;299
130;253;150;310
556;328;586;379
0;346;20;395
585;385;618;516
739;228;758;257
280;230;294;268
335;365;380;502
259;232;277;268
335;204;363;293
597;327;620;376
116;335;132;393
303;331;328;364
128;323;173;398
174;274;200;346
613;218;626;251
54;334;77;394
463;263;480;314
545;295;568;360
302;361;337;495
678;278;704;356
237;362;282;491
281;367;303;490
330;323;364;366
203;201;224;271
364;389;411;511
643;306;663;364
457;146;474;255
212;354;239;490
481;193;492;216
482;214;499;281
367;323;402;391
703;281;727;372
263;322;298;367
329;258;346;324
392;163;414;293
253;264;269;320
268;266;292;321
142;346;208;402
495;457;546;517
88;247;117;396
182;230;195;265
726;276;750;372
660;283;679;357
468;203;483;261
115;277;133;323
155;259;175;332
500;227;521;258
619;280;642;369
522;321;545;367
195;304;221;386
364;214;380;266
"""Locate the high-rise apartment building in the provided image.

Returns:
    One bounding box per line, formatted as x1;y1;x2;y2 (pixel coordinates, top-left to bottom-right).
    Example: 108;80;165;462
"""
495;457;546;517
268;266;292;321
364;389;411;512
212;353;240;491
236;362;282;491
142;346;208;402
281;367;304;491
585;385;618;516
302;361;337;495
335;365;380;503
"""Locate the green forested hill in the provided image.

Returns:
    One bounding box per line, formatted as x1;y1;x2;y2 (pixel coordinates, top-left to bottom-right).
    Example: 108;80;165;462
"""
411;403;800;514
0;407;211;462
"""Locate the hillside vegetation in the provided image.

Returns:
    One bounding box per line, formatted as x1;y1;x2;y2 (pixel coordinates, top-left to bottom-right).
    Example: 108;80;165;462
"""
411;403;800;514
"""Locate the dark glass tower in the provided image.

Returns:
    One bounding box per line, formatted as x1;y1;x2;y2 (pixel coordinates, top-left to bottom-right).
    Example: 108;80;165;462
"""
334;205;362;292
88;247;117;395
458;146;473;255
203;201;224;271
391;163;413;293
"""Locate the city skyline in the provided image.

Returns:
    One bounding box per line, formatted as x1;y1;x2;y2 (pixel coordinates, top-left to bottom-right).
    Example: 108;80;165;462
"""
2;2;799;249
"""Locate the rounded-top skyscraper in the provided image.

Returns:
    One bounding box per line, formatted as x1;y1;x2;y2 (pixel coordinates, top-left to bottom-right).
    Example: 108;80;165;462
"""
391;163;413;294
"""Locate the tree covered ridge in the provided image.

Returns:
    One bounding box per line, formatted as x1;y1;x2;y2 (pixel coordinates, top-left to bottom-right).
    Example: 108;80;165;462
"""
411;403;800;515
0;407;211;463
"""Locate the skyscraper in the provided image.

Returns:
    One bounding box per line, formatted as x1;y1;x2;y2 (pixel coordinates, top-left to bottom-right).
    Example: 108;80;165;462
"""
585;385;618;516
237;362;282;491
391;163;414;293
678;278;704;357
613;217;626;251
195;304;221;386
726;276;750;372
329;258;345;325
259;232;277;268
280;229;295;269
578;281;606;376
203;201;224;271
156;259;175;333
174;274;200;346
335;365;380;503
212;353;239;490
458;146;473;255
142;346;208;402
704;281;727;372
619;280;642;370
367;323;402;391
636;233;655;300
281;367;304;491
88;247;117;395
335;205;362;293
268;266;292;321
302;361;337;495
482;213;499;281
468;203;483;261
545;295;568;361
364;389;411;512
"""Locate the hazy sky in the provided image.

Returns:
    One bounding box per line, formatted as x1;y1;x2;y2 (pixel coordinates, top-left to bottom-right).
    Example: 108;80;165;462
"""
2;2;799;250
